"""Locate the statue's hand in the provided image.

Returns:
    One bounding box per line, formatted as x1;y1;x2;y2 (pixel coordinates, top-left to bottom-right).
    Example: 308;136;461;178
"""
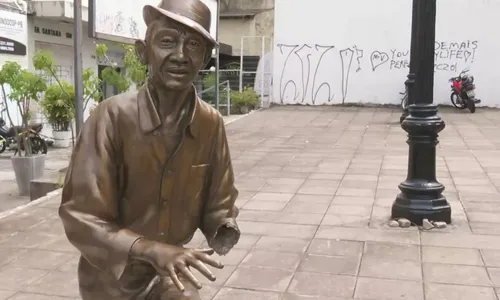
131;239;223;292
210;225;240;256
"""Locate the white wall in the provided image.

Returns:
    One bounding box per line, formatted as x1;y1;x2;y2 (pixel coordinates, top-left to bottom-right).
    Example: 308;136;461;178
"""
0;9;28;126
273;0;500;107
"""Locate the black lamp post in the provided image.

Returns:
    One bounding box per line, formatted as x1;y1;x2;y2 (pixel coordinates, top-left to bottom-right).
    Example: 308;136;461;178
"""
400;0;419;123
391;0;452;225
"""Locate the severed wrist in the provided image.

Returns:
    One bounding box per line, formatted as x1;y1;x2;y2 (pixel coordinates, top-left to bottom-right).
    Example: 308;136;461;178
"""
210;224;240;255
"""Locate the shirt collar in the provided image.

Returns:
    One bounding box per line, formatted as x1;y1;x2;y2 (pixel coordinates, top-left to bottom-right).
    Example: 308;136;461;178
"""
137;82;200;138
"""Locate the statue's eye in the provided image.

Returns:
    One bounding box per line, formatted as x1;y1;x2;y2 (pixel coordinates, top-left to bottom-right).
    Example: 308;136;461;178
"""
187;40;201;49
160;38;174;46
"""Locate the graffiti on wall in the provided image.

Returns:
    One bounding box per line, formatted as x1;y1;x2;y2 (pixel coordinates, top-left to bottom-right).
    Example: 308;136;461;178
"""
97;11;140;39
276;40;479;104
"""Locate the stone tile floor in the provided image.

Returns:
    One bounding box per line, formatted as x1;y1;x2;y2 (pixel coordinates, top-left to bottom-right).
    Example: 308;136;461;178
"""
0;106;500;299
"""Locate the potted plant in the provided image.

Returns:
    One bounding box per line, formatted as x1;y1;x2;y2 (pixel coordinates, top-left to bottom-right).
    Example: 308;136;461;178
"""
0;61;47;196
39;81;74;147
96;43;147;99
231;86;260;114
34;50;101;147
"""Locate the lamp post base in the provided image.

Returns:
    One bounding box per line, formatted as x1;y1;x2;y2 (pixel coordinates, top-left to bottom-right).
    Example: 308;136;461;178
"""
392;189;451;226
391;104;452;226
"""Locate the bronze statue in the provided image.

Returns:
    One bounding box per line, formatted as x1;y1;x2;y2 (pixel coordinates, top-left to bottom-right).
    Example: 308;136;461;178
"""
59;1;240;299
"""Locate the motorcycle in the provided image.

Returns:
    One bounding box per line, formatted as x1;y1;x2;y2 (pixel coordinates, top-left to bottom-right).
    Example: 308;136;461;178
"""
0;118;48;155
449;68;481;113
400;85;409;111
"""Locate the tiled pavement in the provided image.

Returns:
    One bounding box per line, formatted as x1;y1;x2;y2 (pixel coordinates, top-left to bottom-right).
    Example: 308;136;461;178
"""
0;106;500;300
0;149;70;212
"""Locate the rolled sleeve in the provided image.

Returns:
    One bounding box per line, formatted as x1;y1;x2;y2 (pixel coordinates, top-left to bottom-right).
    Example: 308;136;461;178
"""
201;115;240;248
59;101;141;280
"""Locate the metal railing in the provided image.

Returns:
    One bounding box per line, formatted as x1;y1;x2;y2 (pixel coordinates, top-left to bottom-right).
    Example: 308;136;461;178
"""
198;80;231;116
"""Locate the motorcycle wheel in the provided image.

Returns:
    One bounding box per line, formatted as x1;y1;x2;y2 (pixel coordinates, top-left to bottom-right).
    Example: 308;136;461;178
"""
467;99;476;113
30;136;48;154
450;92;467;109
401;94;408;111
0;135;6;154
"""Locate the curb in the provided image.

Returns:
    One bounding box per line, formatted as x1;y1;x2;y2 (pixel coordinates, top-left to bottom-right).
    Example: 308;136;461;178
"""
0;109;261;221
0;188;62;220
224;108;264;126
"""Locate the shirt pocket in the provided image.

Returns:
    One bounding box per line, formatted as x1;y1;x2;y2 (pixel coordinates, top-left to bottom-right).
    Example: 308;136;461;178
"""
185;164;209;216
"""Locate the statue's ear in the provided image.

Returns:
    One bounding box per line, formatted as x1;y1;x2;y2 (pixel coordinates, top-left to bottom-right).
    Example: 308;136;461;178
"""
135;40;147;65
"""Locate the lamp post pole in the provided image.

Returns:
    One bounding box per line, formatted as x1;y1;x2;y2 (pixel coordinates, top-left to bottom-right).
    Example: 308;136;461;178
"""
400;0;420;124
73;0;84;134
391;0;451;225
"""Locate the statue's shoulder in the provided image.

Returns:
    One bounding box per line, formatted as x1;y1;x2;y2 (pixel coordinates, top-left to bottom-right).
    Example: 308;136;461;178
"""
196;98;223;126
90;91;140;123
99;90;140;113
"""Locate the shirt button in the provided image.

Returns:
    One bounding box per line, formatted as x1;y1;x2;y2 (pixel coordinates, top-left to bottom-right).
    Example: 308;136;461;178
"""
161;198;168;205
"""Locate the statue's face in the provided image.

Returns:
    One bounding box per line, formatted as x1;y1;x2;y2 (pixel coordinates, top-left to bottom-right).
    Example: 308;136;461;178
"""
139;18;207;90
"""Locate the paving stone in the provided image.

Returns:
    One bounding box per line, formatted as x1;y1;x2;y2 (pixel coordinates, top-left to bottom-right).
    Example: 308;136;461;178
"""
241;250;302;270
225;266;294;292
362;242;420;261
287;272;356;298
251;192;295;202
290;194;333;204
254;236;311;253
423;263;491;286
425;283;497;300
326;204;372;216
330;195;374;206
199;285;220;300
8;249;76;270
0;265;48;290
297;180;340;196
242;200;288;211
354;277;424;300
238;221;317;239
316;226;420;244
422;246;483;266
23;270;79;298
298;253;360;275
321;214;369;228
0;107;499;298
6;293;77;300
359;258;422;281
213;287;280;300
239;211;324;225
0;290;16;300
307;239;363;257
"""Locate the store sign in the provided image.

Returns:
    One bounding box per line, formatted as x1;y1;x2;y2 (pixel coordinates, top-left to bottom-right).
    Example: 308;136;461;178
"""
34;26;73;39
0;10;27;56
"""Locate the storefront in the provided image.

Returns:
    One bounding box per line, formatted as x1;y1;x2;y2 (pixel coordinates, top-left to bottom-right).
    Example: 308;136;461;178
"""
0;7;28;126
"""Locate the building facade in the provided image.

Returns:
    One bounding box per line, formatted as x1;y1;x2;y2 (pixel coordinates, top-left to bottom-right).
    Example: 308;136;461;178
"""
272;0;500;107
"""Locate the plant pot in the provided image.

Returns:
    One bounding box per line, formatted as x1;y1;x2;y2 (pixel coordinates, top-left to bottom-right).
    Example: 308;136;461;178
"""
11;154;46;196
240;105;249;114
52;130;71;148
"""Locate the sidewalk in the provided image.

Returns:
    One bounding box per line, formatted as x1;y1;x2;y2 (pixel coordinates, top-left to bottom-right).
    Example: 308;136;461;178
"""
0;106;500;300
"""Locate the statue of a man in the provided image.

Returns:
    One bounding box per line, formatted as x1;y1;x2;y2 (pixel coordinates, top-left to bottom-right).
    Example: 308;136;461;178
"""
59;1;240;299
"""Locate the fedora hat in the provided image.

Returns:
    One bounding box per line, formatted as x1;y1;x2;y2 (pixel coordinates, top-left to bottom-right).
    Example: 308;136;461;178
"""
143;0;218;47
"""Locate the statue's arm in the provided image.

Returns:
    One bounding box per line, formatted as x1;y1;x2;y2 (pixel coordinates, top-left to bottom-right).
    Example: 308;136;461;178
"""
59;102;141;281
200;115;240;255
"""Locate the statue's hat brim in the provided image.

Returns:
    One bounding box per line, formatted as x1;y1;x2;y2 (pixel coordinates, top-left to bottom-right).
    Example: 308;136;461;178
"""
143;4;218;47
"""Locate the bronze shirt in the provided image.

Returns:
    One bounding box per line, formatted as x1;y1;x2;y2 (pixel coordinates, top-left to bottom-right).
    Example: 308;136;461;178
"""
59;84;239;299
